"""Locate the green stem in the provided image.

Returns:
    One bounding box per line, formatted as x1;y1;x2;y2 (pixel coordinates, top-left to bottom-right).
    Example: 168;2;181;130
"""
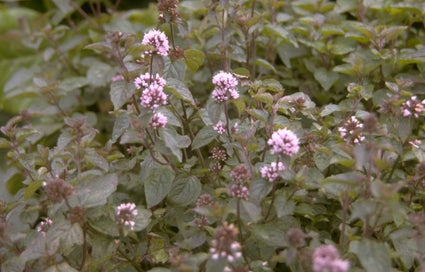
236;199;248;263
264;182;276;222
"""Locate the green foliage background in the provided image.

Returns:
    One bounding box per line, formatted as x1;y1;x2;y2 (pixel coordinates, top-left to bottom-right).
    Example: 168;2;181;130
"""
1;0;425;271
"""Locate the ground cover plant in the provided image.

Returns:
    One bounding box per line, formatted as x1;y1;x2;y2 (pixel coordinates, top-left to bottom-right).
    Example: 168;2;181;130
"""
1;0;425;271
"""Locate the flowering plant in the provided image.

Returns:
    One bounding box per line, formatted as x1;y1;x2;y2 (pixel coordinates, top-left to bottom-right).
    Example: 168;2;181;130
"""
0;0;425;271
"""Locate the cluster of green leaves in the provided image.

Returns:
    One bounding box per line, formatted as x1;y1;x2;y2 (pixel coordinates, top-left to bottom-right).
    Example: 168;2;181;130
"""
1;0;425;271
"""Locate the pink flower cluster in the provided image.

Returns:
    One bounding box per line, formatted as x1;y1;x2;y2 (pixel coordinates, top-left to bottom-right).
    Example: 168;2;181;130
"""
338;116;365;144
214;121;226;134
261;162;285;182
229;184;249;200
210;223;243;263
142;29;169;56
134;72;166;89
211;71;239;102
313;245;349;272
150;112;168;129
115;203;138;230
268;128;300;156
402;95;425;118
137;74;168;110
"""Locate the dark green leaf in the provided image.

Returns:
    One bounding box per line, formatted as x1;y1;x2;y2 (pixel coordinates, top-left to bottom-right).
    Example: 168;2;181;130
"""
349;239;391;272
184;49;205;72
165;78;195;106
191;126;216;149
144;165;175;208
110;80;135;111
168;175;201;206
72;174;118;208
161;127;191;162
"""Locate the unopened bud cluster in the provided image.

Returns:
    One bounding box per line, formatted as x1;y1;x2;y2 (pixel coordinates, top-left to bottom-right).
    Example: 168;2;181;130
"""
210;146;227;161
338;116;365;144
230;165;250;200
43;176;73;204
157;0;179;23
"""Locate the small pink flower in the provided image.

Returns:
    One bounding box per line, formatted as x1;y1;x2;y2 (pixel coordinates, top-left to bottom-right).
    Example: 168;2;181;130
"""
134;73;166;89
409;139;422;148
232;122;239;133
112;74;124;82
36;218;52;236
313;245;349;272
115;203;138;230
268;128;300;156
402;96;425;118
150;112;167;129
140;83;168;110
142;29;169;56
214;121;226;134
261;162;285;182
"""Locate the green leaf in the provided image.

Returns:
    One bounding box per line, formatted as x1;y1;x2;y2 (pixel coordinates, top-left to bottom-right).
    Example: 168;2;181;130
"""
144;165;175;208
251;223;288;247
168;175;201;206
84;148;109;172
390;228;416;269
72;174;118;208
263;25;298;47
86;61;113;87
58;77;89;94
149;235;169;263
5;172;23;195
254;58;277;73
110;80;135;111
161;127;191;162
250;178;273;205
84;42;113;55
165;78;195;106
112;112;130;143
1;256;25;272
241;200;262;223
148;269;171;272
320;104;340;117
314;148;331;171
184;49;205;72
164;59;186;81
0;137;9;148
191;126;216;149
133;207;152;232
314;68;339;91
322;172;363;198
24;180;42;200
349;239;391;272
253;92;274;105
273;194;295;218
46;262;78;272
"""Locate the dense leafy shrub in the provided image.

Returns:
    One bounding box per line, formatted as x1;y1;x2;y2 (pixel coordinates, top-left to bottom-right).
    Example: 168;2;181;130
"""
1;0;425;271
